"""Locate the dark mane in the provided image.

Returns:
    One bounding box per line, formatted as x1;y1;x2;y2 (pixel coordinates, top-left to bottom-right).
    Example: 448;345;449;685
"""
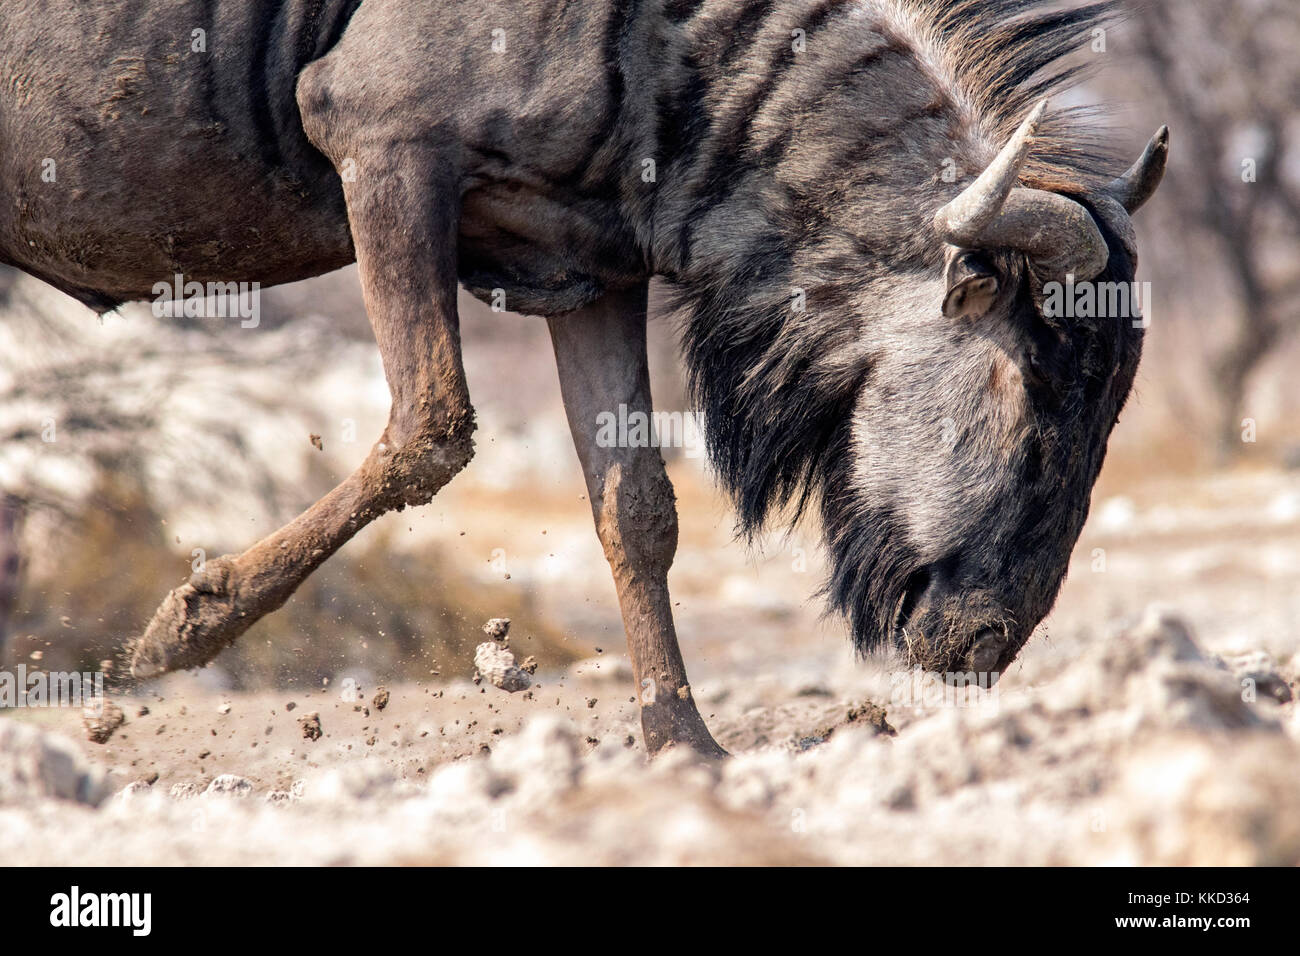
667;0;1127;538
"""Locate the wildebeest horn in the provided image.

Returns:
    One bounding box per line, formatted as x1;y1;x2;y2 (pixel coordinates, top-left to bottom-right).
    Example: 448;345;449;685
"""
933;101;1109;282
1105;126;1169;214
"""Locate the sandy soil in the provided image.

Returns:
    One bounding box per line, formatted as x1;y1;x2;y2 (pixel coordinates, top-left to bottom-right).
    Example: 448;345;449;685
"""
2;466;1298;865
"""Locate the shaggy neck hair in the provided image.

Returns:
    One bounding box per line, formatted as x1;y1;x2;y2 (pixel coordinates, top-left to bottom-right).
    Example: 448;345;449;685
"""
629;0;1125;523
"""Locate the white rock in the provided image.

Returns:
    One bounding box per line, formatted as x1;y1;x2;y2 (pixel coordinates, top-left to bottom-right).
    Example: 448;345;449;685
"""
474;642;531;692
204;774;254;797
0;721;108;807
116;780;154;802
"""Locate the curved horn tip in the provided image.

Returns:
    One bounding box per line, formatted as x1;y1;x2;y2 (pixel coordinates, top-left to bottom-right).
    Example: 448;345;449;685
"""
1144;125;1170;162
1015;100;1049;141
1108;125;1170;214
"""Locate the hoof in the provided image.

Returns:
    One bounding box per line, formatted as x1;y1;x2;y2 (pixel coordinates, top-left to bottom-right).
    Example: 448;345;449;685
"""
128;556;254;679
641;691;730;760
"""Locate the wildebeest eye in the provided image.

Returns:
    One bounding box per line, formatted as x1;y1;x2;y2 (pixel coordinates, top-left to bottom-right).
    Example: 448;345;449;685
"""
1022;323;1072;404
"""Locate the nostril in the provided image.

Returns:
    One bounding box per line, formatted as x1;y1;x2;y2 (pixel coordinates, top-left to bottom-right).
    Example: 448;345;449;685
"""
965;628;1008;676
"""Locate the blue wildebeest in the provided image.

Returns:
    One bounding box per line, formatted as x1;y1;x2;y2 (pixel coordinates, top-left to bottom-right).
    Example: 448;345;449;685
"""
0;0;1166;755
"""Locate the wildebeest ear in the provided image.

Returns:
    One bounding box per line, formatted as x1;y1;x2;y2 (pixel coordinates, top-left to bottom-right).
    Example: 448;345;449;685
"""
942;252;999;318
943;274;999;318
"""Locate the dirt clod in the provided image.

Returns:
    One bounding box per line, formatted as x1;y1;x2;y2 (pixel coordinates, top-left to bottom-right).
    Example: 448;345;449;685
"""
298;712;323;741
474;642;531;692
83;699;125;745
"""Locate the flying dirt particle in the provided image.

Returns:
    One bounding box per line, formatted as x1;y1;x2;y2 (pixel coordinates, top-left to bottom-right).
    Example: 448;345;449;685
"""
586;698;598;709
137;706;150;717
309;433;323;451
83;699;125;744
29;650;42;661
299;712;323;741
677;684;691;701
474;642;531;693
285;701;296;712
373;687;390;711
520;656;538;675
482;618;511;642
217;701;231;715
571;655;633;683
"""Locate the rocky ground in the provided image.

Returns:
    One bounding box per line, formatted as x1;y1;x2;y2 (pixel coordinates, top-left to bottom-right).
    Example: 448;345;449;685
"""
2;463;1298;865
1;605;1296;865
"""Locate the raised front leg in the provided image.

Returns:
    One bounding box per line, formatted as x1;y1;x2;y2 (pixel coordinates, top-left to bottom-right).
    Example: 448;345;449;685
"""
129;135;474;678
549;285;726;758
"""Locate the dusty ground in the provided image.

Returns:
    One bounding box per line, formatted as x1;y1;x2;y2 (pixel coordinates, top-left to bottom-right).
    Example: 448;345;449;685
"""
2;458;1298;865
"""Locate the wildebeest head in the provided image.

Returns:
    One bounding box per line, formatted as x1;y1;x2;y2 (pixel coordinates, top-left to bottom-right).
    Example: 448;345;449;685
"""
671;2;1168;681
822;105;1168;678
678;105;1167;680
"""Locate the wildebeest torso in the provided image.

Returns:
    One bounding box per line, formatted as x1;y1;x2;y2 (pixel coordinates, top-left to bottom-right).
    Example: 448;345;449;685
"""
0;0;362;310
0;0;656;315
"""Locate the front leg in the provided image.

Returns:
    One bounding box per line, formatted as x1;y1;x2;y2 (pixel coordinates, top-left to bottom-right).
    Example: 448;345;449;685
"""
129;141;474;678
549;285;726;758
